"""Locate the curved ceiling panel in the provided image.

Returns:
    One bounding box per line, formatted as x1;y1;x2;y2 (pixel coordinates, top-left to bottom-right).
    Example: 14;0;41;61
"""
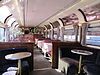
7;17;16;27
11;20;16;26
0;6;11;23
12;22;18;27
25;0;80;27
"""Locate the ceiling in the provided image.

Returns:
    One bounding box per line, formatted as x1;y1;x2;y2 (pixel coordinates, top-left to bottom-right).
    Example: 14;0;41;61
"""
0;0;80;27
1;0;100;28
21;0;80;27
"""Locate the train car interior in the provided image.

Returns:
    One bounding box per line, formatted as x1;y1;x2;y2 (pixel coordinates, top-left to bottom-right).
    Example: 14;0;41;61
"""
0;0;100;75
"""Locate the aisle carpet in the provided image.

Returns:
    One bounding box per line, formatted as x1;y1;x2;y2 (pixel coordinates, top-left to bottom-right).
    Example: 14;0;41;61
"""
34;48;51;69
32;47;64;75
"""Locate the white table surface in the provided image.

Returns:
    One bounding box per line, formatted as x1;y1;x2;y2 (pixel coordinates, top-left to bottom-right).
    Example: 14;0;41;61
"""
71;49;93;55
5;52;31;60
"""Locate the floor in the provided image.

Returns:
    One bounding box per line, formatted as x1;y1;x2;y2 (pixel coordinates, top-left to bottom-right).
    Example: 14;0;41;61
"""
31;47;64;75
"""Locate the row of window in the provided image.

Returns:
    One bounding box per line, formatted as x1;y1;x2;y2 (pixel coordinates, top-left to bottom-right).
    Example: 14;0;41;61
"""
46;21;100;47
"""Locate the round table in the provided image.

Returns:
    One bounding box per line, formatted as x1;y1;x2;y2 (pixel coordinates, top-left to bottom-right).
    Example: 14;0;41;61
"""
71;49;93;74
5;52;31;75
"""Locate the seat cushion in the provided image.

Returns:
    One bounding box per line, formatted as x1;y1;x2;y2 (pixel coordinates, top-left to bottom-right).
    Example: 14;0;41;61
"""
2;71;17;75
0;63;17;73
0;61;29;75
61;57;78;66
59;57;78;75
83;63;100;75
7;67;18;71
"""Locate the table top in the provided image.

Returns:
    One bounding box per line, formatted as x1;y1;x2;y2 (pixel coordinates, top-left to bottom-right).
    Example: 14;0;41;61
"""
71;49;93;55
5;52;31;60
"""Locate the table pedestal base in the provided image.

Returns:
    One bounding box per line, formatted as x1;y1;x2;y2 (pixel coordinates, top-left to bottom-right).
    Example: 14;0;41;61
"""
18;59;21;75
76;69;87;75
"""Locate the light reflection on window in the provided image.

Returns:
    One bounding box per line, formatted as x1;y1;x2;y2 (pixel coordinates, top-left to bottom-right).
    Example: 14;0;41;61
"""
86;23;100;46
0;28;4;42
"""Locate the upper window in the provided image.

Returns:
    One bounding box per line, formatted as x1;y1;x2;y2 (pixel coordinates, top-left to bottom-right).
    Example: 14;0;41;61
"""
83;3;100;22
63;25;78;41
86;22;100;46
52;21;60;28
45;24;51;29
62;13;79;26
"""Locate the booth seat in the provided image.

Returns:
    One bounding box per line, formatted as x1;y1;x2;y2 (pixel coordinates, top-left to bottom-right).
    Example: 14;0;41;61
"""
58;46;80;75
58;45;100;75
83;51;100;75
42;42;52;57
35;37;45;46
35;38;38;45
37;38;51;49
42;39;52;57
37;40;44;49
0;48;31;75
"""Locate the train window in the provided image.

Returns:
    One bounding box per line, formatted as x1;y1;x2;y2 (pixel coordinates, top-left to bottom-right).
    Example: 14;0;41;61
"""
64;25;76;41
86;22;100;46
53;28;57;39
62;13;79;26
7;18;16;27
54;34;57;39
83;3;100;22
61;13;79;41
47;30;51;38
44;30;48;38
53;28;60;40
0;28;4;42
52;21;60;28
